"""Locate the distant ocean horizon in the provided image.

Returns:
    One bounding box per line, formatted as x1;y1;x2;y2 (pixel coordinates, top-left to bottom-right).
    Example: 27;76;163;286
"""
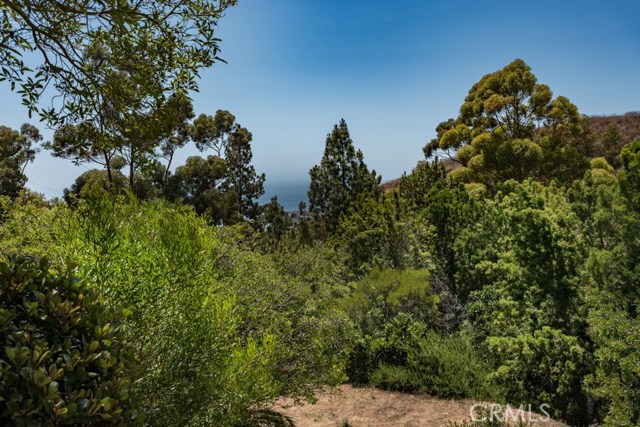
259;180;309;212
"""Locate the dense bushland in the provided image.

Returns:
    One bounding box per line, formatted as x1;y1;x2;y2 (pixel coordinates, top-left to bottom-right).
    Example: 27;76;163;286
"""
0;195;354;426
1;58;639;427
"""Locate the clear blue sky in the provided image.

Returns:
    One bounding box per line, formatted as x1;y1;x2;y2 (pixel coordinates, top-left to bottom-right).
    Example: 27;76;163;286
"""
3;0;639;202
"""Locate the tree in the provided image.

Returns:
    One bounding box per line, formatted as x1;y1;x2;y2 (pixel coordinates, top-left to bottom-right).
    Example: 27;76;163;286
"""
47;122;119;184
46;92;195;191
258;196;292;250
424;59;587;186
399;161;475;330
189;110;265;221
0;0;237;124
166;155;237;224
619;140;640;212
156;94;195;190
191;110;237;156
308;119;380;233
5;0;235;191
0;124;40;199
571;160;640;426
63;168;128;205
222;126;265;220
337;191;434;274
114;92;196;190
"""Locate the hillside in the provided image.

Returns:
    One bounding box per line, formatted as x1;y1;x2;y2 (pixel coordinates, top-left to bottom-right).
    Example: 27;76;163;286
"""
586;111;640;147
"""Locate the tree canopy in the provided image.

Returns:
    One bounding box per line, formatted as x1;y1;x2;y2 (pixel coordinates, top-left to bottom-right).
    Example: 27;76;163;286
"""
0;124;40;199
0;0;236;124
424;59;588;186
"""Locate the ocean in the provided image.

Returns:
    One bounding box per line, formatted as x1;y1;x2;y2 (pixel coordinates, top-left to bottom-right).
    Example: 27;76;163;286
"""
259;180;310;212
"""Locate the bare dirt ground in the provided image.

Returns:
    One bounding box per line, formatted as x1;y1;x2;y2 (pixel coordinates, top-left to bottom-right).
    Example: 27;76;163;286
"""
272;385;566;427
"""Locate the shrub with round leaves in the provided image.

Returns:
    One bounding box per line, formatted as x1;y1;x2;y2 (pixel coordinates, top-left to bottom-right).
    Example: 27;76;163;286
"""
0;256;141;426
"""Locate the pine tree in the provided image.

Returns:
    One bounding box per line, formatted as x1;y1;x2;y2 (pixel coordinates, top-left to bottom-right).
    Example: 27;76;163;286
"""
308;119;380;233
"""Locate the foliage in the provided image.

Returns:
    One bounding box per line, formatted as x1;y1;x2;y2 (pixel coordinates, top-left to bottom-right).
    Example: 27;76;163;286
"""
164;110;265;224
0;195;353;426
619;139;640;212
343;269;494;400
487;327;588;424
0;256;140;426
574;162;640;427
47;93;196;190
399;161;476;332
258;196;293;251
449;179;594;423
0;0;237;124
309;119;381;234
424;59;587;186
4;57;640;427
0;124;41;199
191;109;237;156
165;154;236;223
222;124;266;220
598;123;622;167
343;268;439;337
458;179;586;327
366;315;495;399
0;196;66;260
336;192;435;274
63;169;129;205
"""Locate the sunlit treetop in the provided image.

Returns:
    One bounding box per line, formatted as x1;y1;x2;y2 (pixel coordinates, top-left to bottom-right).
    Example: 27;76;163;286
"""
424;59;587;186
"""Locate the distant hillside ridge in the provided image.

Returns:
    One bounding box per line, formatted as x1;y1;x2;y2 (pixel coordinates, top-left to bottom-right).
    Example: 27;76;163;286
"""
587;111;640;144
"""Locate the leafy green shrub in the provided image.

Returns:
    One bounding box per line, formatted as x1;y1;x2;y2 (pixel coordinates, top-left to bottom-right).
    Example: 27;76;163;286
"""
0;256;141;426
0;194;355;425
343;266;440;386
369;364;420;393
342;267;439;338
343;268;493;399
487;327;588;424
406;331;496;399
368;316;496;399
345;339;375;385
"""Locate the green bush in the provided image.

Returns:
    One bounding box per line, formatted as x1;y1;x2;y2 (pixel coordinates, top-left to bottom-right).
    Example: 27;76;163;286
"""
369;364;420;393
368;317;496;399
406;331;496;399
0;256;141;426
487;327;588;424
342;267;439;338
343;268;494;400
0;194;355;426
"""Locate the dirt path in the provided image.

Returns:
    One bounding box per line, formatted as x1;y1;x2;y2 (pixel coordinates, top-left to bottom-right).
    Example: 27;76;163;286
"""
272;385;566;427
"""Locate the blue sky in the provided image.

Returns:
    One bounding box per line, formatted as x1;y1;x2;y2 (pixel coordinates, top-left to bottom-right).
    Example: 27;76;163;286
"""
3;0;640;204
